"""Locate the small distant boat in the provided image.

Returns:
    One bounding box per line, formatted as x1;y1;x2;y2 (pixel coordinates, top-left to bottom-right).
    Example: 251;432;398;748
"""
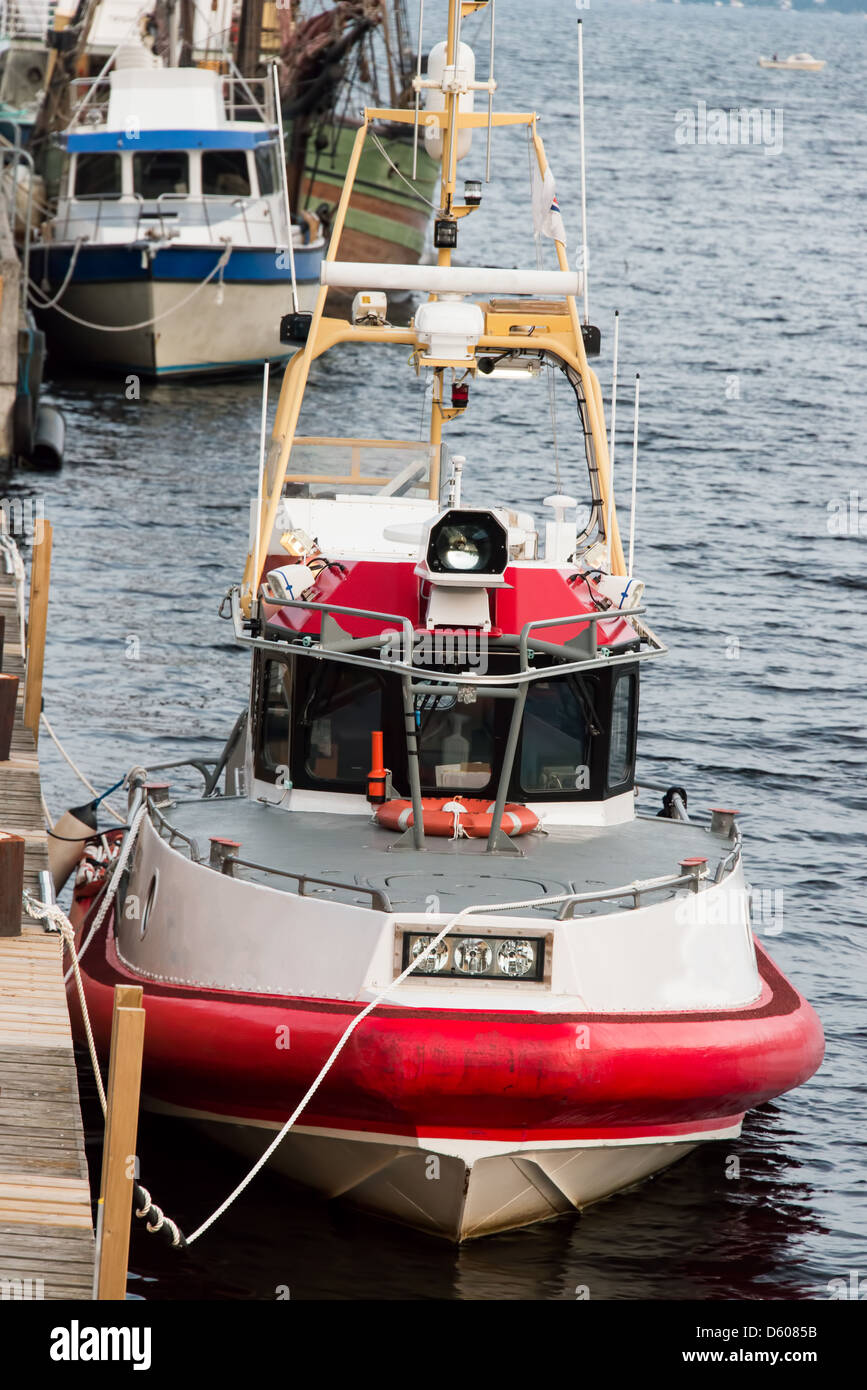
758;53;826;70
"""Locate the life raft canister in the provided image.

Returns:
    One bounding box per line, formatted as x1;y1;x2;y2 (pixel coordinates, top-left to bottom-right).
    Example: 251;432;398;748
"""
375;797;539;838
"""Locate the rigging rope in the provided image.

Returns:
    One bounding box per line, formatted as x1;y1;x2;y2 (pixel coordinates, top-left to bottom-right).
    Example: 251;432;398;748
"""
33;237;84;308
40;712;125;824
27;242;233;333
23;801;184;1249
184;884;590;1246
369;130;439;209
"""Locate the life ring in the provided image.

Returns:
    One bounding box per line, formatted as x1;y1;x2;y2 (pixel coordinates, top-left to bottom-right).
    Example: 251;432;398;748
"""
375;797;538;838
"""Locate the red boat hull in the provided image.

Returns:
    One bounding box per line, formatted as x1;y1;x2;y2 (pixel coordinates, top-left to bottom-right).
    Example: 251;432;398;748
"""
68;898;823;1146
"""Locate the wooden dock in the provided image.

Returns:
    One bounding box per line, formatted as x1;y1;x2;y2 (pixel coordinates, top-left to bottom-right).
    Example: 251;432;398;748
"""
0;532;95;1299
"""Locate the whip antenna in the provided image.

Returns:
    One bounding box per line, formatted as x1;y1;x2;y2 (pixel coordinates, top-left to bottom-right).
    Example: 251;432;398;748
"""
272;63;298;314
253;361;270;603
628;373;640;577
412;0;425;180
486;0;496;181
577;17;590;324
606;309;620;570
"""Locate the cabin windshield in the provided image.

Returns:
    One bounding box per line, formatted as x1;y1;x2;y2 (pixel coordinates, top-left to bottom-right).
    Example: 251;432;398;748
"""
202;150;251;197
74;153;121;198
258;654;637;802
133;151;189;198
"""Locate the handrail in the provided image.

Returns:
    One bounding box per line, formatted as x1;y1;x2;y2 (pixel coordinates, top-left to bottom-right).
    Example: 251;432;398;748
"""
219;856;393;912
556;867;708;919
65;74;275;131
147;796;203;863
232;587;664;688
519;606;649;668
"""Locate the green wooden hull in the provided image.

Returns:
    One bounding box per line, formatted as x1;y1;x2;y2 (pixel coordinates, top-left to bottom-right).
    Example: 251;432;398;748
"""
297;120;439;264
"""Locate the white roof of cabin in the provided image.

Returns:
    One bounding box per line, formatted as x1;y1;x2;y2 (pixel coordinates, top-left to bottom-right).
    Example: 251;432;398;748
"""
106;67;228;132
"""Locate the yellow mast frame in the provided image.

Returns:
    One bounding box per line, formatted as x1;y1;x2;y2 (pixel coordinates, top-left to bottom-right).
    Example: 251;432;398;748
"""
241;0;624;613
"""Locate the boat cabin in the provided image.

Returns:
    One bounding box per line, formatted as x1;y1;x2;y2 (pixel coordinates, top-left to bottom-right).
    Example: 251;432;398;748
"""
239;434;652;834
53;65;303;249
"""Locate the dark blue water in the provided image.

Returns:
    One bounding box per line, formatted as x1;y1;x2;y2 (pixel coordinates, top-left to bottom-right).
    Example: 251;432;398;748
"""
5;0;865;1298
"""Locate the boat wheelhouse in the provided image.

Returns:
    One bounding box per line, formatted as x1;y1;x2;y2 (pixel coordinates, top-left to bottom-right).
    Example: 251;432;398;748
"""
62;0;823;1243
32;58;324;376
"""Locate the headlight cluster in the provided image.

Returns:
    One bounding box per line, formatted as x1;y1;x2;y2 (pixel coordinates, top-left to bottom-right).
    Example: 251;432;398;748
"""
404;933;544;981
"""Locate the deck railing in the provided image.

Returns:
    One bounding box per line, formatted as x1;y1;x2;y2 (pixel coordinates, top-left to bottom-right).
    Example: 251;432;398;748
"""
65;73;274;132
57;192;291;249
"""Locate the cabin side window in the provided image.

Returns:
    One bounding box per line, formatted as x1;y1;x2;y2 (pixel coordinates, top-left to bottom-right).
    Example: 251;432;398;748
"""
295;664;384;790
202;150;251;197
74;153;122;198
254;145;276;196
607;671;637;790
519;676;592;794
133;151;189;198
254;658;293;784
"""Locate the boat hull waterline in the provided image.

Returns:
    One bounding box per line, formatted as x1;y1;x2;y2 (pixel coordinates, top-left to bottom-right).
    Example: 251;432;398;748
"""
68;898;823;1241
34;245;321;377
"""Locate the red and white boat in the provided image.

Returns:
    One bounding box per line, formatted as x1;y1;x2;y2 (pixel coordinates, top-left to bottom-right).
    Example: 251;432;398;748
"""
65;1;823;1241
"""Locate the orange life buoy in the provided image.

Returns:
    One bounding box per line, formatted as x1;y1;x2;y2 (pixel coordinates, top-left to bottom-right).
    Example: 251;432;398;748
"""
374;797;538;838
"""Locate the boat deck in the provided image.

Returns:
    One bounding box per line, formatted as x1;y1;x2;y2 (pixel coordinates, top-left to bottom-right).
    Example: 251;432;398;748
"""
162;796;732;917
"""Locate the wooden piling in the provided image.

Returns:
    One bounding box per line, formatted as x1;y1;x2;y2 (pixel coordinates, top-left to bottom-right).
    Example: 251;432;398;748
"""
0;831;24;936
96;985;145;1301
23;519;51;746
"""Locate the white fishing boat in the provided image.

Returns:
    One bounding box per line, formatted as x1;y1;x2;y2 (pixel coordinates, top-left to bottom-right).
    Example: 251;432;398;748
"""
55;0;824;1244
758;53;826;70
31;45;324;377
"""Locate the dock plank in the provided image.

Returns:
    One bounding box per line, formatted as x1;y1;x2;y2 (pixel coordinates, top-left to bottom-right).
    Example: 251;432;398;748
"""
0;549;96;1299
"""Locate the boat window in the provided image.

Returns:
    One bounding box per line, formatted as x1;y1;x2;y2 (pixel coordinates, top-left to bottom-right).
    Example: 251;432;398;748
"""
520;676;591;793
133;151;189;198
75;153;122;198
259;660;292;775
254;145;277;196
302;665;383;787
607;672;637;788
202;150;251;197
416;693;496;794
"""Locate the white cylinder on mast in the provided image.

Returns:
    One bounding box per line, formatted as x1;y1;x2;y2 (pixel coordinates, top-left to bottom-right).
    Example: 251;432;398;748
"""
424;41;475;163
321;262;580;297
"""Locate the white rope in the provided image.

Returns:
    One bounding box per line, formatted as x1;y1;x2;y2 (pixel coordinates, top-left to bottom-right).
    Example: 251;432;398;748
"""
185;884;585;1246
62;802;148;985
23;892;108;1112
133;1185;183;1247
27;242;233;333
40;791;55;830
34;237;84;308
23;799;183;1250
40;712;125;823
369;130;439;210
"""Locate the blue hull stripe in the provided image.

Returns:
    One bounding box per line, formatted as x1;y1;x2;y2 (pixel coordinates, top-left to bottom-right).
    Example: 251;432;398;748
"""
67;129;274;152
34;242;322;286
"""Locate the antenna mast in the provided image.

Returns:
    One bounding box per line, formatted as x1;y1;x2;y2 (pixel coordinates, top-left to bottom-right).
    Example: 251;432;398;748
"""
628;374;640;578
577;18;590;325
606;309;620;572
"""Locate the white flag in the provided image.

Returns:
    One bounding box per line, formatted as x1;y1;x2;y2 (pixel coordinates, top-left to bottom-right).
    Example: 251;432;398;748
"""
532;160;567;246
